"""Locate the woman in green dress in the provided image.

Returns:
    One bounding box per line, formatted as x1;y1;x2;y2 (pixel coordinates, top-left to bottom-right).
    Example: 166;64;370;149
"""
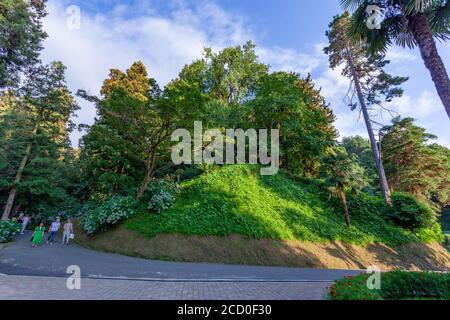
32;223;45;247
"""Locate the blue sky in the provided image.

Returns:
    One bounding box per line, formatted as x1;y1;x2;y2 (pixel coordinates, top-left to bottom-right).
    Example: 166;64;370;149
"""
40;0;450;147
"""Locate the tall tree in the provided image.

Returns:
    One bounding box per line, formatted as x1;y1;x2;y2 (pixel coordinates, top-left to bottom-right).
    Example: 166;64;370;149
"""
341;0;450;118
324;13;408;205
0;0;47;90
248;72;337;176
79;62;179;200
1;61;78;220
320;147;368;227
381;117;450;208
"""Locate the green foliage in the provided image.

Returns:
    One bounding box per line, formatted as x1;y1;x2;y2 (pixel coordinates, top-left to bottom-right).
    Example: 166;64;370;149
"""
342;0;450;120
320;147;369;226
321;147;368;193
82;196;139;235
78;62;165;198
341;136;378;192
203;41;269;107
328;274;383;300
0;220;20;243
248;72;337;176
329;271;450;300
388;192;437;231
125;165;438;246
342;0;449;53
0;62;80;218
382;117;450;208
0;0;47;89
147;179;181;213
324;13;408;111
148;192;175;214
324;13;408;206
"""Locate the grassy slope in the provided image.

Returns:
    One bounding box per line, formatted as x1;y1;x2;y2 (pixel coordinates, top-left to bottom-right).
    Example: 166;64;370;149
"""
124;165;431;246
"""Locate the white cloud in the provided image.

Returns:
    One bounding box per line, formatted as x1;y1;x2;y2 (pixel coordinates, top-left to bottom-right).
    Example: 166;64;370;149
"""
315;66;350;101
387;91;441;118
385;47;416;63
257;47;322;75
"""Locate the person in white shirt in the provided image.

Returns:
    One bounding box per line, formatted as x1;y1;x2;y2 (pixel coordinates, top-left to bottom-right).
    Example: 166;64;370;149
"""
20;215;30;234
62;219;73;245
47;218;60;244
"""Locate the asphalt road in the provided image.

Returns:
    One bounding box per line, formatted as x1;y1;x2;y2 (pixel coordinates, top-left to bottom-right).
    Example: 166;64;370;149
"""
0;232;360;282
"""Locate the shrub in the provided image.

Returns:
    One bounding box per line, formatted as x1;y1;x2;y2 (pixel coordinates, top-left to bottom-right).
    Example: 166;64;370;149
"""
148;191;175;213
329;271;450;300
388;193;436;230
381;271;450;300
147;179;180;214
82;196;138;234
0;220;21;243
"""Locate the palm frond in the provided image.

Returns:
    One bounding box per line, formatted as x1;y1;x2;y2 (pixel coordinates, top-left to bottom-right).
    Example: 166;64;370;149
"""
340;0;368;12
386;14;417;48
404;0;435;14
428;0;450;38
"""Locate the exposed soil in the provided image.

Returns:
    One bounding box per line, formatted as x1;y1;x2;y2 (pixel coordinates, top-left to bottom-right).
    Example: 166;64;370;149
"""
74;225;450;271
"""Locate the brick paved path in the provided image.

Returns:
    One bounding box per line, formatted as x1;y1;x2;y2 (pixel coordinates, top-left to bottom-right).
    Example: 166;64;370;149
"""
0;275;331;300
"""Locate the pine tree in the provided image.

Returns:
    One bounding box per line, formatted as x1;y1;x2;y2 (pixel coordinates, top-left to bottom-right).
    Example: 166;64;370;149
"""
0;0;48;89
324;13;408;206
381;117;450;208
1;62;78;220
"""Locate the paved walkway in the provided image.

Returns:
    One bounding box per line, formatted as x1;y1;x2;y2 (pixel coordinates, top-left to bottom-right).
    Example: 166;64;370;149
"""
0;275;331;300
0;232;359;300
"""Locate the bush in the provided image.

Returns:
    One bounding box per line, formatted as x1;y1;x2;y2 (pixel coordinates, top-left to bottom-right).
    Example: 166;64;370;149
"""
0;220;20;243
147;179;180;214
381;271;450;300
82;196;138;235
329;271;450;300
388;193;436;231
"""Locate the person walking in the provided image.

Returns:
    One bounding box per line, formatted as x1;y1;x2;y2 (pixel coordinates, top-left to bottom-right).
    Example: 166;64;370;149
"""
31;223;45;248
62;219;73;245
20;215;30;234
47;218;60;244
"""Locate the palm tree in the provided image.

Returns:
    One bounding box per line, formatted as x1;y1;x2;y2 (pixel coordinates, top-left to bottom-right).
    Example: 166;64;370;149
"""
321;148;368;227
341;0;450;118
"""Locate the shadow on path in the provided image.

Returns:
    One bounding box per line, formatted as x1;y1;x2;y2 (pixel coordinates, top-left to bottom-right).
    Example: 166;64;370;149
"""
0;231;359;281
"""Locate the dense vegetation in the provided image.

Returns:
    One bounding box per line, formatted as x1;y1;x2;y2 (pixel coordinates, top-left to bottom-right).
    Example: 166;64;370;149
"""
0;220;20;243
1;1;449;253
328;270;450;300
124;165;442;246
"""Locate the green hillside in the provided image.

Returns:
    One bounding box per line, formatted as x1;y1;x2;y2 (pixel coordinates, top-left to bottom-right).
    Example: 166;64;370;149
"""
124;165;440;246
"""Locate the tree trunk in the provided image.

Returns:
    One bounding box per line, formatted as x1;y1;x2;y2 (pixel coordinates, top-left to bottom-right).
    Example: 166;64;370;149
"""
1;125;37;220
339;189;351;227
411;14;450;119
136;150;157;200
346;50;392;206
12;203;22;217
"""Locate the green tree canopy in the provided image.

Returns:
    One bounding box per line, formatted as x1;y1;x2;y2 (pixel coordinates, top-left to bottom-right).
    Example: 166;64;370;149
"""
248;72;337;176
0;0;47;89
1;61;79;219
381;117;450;208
